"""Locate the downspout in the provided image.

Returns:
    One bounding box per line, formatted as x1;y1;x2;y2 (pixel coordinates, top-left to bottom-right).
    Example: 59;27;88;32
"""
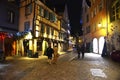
32;1;36;53
106;0;109;56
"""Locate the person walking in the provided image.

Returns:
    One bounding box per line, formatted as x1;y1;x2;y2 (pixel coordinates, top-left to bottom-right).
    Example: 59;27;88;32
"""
76;44;81;59
101;40;107;57
46;43;54;64
81;44;85;59
52;44;59;64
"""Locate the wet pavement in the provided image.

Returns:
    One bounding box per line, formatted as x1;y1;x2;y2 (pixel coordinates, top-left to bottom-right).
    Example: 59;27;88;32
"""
0;50;120;80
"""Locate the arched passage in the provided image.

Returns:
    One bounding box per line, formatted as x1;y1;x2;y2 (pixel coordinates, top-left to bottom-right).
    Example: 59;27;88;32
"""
99;36;105;54
93;38;98;53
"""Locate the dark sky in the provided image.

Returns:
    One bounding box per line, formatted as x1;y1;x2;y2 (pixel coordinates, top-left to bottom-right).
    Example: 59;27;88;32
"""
45;0;83;36
67;0;83;36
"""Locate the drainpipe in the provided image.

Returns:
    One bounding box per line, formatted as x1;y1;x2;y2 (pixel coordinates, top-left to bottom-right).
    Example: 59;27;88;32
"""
106;0;109;57
32;1;36;54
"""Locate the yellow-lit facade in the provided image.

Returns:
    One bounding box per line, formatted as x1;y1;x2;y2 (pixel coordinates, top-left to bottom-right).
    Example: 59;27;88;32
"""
82;0;109;54
82;0;120;54
18;0;66;56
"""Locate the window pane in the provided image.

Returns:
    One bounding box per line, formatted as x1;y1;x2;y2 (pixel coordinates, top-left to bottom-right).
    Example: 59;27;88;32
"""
41;23;44;33
47;26;50;34
25;4;32;16
24;21;30;31
40;7;44;17
8;11;14;23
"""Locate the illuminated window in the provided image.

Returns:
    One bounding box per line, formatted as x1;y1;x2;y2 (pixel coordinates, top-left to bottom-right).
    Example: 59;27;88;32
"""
35;25;40;37
110;1;120;22
35;30;39;37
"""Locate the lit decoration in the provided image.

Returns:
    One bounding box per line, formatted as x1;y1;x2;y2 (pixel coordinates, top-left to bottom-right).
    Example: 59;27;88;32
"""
79;39;82;43
98;23;102;27
25;32;32;39
13;31;30;40
0;32;12;40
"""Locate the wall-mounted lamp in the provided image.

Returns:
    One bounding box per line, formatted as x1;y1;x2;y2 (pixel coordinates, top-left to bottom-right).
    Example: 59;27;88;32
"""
98;23;102;27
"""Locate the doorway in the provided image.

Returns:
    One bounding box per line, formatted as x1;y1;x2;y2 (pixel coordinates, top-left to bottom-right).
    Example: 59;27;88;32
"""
99;37;105;54
93;38;98;53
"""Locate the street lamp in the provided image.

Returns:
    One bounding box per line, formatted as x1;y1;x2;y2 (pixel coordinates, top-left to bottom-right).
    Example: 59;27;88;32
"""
98;23;102;27
98;20;108;36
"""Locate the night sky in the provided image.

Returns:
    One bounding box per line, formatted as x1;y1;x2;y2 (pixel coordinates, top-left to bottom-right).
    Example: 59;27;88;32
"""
67;0;83;36
45;0;83;36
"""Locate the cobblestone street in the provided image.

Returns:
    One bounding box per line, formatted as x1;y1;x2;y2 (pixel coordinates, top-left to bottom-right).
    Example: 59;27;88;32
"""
0;51;120;80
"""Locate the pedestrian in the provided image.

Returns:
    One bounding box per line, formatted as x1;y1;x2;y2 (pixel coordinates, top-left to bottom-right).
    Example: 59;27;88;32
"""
76;44;81;59
52;44;59;64
101;40;107;57
81;44;85;59
46;43;54;64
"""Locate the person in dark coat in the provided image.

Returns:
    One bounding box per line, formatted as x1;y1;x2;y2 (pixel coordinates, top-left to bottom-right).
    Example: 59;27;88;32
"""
81;44;85;59
76;44;81;59
101;41;107;57
46;43;54;64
